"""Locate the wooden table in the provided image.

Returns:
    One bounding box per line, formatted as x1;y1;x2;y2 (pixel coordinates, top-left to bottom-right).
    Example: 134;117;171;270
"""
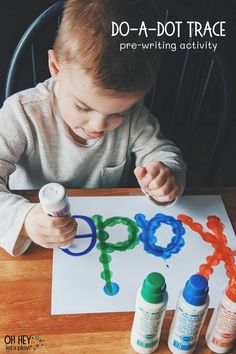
0;187;236;354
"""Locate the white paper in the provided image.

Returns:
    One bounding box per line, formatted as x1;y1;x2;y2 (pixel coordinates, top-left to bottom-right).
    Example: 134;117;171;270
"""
51;195;236;315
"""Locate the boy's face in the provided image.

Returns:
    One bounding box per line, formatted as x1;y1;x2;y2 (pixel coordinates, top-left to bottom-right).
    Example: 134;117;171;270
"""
48;50;144;142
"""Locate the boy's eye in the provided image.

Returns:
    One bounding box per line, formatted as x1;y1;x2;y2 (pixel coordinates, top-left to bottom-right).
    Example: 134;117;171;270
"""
74;103;126;118
75;104;91;113
110;113;125;119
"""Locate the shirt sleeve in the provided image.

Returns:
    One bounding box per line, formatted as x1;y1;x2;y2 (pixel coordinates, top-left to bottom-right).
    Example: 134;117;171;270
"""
129;102;187;196
0;95;35;255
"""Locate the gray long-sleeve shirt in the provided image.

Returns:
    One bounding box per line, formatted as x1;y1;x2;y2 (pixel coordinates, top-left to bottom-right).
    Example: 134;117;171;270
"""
0;78;186;255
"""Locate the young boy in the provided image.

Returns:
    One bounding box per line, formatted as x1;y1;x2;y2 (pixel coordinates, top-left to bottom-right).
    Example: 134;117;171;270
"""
0;0;186;256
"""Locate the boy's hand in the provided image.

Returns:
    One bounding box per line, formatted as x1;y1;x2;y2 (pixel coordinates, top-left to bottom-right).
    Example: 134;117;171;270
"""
134;161;180;203
22;204;77;248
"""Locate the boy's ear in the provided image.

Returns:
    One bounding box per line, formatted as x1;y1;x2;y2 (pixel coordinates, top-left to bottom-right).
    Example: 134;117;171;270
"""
48;49;60;78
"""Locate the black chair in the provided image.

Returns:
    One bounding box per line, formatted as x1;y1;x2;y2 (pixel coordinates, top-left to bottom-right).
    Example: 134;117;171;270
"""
5;0;64;98
145;2;232;188
4;0;232;188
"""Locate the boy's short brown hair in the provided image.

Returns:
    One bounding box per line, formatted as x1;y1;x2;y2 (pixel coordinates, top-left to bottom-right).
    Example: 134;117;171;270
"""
54;0;161;93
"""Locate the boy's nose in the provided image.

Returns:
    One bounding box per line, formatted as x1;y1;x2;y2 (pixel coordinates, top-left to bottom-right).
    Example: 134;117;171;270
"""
91;113;108;131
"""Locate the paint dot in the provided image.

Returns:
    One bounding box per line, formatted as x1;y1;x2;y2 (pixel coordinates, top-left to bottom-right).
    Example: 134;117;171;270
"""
101;270;113;280
99;254;111;264
103;282;119;296
97;242;110;251
165;260;169;268
98;231;109;241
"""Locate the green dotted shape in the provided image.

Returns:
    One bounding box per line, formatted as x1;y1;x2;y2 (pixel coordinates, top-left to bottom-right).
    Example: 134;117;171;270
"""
93;215;139;252
92;215;139;294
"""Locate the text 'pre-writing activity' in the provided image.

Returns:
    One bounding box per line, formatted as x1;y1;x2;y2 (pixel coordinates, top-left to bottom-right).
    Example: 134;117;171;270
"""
51;195;236;315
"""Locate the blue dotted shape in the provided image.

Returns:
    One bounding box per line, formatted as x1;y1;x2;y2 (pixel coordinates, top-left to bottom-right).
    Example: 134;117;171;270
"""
135;213;185;260
103;282;120;296
61;215;97;256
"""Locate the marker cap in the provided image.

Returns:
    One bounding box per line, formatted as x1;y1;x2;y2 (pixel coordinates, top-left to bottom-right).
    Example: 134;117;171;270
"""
141;272;166;304
39;183;67;214
183;274;209;306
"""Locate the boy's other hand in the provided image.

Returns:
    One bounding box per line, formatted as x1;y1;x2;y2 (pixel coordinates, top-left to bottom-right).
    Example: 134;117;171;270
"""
134;161;180;203
22;204;77;248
